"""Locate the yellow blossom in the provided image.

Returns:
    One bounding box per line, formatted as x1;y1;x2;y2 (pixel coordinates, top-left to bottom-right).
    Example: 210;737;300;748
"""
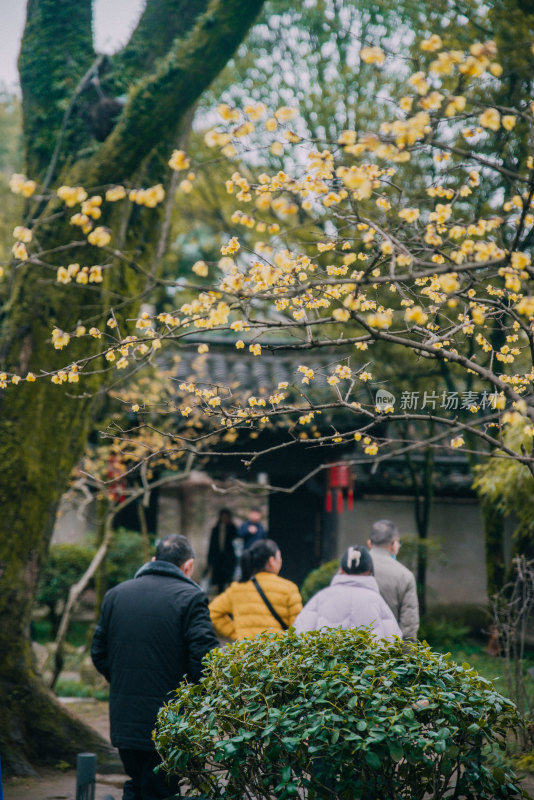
364;443;378;455
221;237;240;255
10;174;37;197
478;108;500;131
168;150;191;170
515;297;534;316
360;46;386;66
88;227;111;247
502;115;516;131
51;328;70;350
419;91;444;111
13;226;32;243
57;185;87;206
405;305;428;325
376;196;391;211
217;104;240;122
192;260;209;277
444;95;466;117
105;185;127;202
204;129;231;148
274;106;298;121
399;207;420;223
450;436;464;448
12;242;28;260
511;252;531;269
438;273;460;293
420;34;442;51
408;71;430;95
26;372;36;382
244;102;267;121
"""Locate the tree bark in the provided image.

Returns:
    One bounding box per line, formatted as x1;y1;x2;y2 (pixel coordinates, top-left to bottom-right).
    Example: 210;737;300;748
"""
0;0;264;775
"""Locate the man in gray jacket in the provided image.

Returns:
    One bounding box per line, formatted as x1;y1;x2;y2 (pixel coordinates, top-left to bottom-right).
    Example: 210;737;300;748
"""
367;520;419;641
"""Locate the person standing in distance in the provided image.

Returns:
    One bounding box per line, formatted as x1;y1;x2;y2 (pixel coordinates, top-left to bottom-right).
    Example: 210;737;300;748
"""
91;534;219;800
367;520;419;641
206;508;238;593
237;507;267;551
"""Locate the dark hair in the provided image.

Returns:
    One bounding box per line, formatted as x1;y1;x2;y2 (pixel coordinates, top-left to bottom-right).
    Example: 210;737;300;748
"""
155;534;194;567
218;508;233;521
240;539;279;582
340;545;374;575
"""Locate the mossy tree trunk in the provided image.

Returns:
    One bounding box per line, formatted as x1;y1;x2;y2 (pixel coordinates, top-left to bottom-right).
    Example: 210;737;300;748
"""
0;0;264;776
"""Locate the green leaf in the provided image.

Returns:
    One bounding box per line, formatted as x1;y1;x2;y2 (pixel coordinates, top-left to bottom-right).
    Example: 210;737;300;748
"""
365;751;381;770
388;741;404;761
493;767;506;784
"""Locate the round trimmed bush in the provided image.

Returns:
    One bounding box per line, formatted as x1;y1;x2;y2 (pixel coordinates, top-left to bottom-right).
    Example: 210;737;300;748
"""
155;628;524;799
300;560;338;604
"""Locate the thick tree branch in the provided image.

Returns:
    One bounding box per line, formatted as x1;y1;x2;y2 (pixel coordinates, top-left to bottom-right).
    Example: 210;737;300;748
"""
113;0;213;82
90;0;265;184
19;0;95;177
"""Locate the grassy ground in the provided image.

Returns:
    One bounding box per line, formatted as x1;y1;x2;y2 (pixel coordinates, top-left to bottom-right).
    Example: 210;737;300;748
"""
440;639;534;692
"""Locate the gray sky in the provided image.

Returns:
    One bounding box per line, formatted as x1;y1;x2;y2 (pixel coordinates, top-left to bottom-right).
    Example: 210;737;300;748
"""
0;0;146;91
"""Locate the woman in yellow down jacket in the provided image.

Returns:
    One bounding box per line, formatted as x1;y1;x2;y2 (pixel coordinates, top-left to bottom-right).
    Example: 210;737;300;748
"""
209;539;302;640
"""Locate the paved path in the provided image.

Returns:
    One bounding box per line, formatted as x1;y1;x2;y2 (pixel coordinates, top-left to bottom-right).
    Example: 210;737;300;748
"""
4;700;125;800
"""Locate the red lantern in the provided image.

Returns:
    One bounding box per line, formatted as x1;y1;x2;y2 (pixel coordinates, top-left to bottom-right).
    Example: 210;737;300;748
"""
325;463;354;512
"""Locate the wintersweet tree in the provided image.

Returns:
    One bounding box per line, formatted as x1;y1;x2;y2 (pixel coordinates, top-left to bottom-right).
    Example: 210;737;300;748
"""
0;0;265;776
15;35;534;473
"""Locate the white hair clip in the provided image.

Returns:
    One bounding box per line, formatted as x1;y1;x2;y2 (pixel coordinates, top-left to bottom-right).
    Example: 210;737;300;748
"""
346;547;361;568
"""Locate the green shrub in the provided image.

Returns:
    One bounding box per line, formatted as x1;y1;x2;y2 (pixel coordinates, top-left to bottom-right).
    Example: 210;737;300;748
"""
35;530;145;639
300;560;338;603
106;528;146;586
155;628;524;799
36;543;96;632
419;618;471;648
54;679;109;701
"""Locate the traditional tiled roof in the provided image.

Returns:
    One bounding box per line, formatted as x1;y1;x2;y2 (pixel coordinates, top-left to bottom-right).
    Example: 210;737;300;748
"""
171;337;350;396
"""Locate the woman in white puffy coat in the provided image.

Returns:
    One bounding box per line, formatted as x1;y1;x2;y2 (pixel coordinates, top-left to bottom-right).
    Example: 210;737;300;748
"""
294;545;402;641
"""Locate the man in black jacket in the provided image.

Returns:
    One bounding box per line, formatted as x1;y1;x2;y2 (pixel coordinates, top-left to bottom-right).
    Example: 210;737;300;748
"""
91;534;219;799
